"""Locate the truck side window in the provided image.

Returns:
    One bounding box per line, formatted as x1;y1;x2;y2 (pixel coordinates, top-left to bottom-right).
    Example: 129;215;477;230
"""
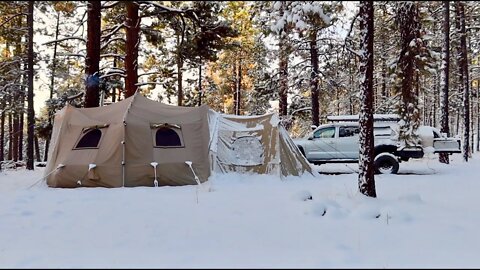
314;127;335;138
339;126;357;137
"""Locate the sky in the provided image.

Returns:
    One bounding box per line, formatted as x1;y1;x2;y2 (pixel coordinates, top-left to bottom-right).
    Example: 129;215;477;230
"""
1;151;479;268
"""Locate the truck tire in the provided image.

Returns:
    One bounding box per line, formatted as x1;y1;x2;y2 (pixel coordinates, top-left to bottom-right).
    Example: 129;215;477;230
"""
374;153;399;174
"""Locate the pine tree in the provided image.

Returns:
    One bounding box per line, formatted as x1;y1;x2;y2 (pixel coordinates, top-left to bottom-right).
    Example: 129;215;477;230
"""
84;1;101;108
439;1;451;164
358;1;376;198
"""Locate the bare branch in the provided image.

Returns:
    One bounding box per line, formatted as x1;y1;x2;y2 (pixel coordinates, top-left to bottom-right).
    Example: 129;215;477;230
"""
72;10;88;36
0;13;27;28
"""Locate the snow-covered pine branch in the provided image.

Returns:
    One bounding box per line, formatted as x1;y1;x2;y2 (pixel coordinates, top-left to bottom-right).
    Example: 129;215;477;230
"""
100;72;126;79
101;1;121;9
101;22;126;42
138;71;162;77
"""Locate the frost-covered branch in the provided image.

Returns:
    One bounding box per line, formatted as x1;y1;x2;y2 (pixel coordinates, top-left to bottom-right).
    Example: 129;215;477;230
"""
100;53;125;60
0;59;23;71
43;36;86;46
344;10;360;50
65;92;84;102
138;1;184;13
102;1;121;9
101;22;126;42
289;106;312;116
100;37;126;51
0;83;25;92
100;72;126;79
135;82;164;87
138;71;162;77
58;53;86;58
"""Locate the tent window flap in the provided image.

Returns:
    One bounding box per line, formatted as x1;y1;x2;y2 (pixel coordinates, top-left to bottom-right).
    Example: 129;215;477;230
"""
151;123;184;148
74;128;103;149
230;136;264;166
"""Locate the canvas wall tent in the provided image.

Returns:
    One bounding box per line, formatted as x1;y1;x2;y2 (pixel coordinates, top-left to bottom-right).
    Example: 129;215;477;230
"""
45;93;211;188
208;110;316;178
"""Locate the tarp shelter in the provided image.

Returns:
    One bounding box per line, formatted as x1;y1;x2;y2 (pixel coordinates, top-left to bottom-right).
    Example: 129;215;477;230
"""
45;93;211;188
208;111;315;178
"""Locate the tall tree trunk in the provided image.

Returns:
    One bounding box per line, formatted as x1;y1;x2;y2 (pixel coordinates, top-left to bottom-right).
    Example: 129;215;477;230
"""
477;81;479;152
235;61;242;115
125;1;140;98
26;1;35;170
0;102;5;171
432;74;437;126
175;33;184;106
112;53;118;103
477;85;479;152
12;112;18;162
232;60;237;114
19;62;26;161
84;0;101;108
395;2;421;147
278;1;289;117
8;110;12;161
456;2;470;162
358;1;376;198
310;30;320;127
439;1;450;168
44;10;61;162
34;135;41;162
15;18;24;162
198;57;202;106
380;50;388;111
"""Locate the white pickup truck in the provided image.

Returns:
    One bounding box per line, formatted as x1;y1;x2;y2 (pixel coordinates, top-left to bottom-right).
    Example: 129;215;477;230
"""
293;117;461;174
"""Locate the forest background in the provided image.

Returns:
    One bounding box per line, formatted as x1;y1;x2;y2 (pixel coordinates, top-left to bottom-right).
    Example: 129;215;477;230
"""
0;1;478;176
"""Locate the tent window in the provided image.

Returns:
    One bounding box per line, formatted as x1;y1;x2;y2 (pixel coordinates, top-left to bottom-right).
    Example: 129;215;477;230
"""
231;136;263;166
152;123;184;148
74;128;103;149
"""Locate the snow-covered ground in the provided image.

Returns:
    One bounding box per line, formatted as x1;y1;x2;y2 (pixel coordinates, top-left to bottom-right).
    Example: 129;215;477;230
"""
1;152;479;268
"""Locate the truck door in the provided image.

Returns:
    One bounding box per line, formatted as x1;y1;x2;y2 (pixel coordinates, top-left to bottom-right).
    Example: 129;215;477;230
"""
308;126;337;160
337;126;360;159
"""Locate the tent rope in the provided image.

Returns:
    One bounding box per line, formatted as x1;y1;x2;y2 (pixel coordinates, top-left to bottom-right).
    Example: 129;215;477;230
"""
27;164;64;189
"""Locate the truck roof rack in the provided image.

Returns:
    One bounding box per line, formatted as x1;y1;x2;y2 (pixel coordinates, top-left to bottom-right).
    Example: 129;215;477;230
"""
326;114;400;123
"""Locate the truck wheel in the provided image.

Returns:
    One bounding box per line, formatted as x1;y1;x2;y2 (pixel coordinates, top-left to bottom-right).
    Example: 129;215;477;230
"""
374;153;399;174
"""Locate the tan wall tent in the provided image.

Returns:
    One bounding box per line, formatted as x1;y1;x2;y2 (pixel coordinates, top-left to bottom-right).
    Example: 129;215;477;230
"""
45;93;211;188
208;110;316;178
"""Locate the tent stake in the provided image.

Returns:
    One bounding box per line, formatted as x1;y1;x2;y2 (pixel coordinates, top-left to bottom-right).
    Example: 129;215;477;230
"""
185;161;201;186
150;162;158;187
